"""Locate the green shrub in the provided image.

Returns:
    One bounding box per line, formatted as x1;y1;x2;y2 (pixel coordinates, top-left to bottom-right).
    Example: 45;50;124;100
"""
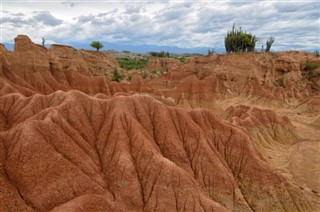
149;51;170;57
149;70;157;74
111;68;123;82
127;75;132;81
208;48;215;55
141;71;148;79
303;63;320;71
178;56;186;62
116;58;148;70
275;78;284;87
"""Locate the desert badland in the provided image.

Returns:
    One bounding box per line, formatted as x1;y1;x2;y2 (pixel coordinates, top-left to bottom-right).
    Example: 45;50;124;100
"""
0;35;319;211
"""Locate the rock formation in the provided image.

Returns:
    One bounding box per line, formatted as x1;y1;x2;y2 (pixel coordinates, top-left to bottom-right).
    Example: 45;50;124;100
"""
0;35;319;211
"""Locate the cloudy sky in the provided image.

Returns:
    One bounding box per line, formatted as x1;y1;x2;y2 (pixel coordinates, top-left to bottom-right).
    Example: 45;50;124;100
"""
1;0;319;52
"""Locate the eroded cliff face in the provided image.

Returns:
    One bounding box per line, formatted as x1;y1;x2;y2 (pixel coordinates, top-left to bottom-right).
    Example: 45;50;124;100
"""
0;35;319;211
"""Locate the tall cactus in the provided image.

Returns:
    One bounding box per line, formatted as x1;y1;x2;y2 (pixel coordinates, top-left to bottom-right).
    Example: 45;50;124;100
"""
224;23;258;53
265;36;275;52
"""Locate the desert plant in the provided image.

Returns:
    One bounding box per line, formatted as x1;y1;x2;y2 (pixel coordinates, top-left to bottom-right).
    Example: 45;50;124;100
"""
265;36;275;52
208;48;215;55
42;37;45;47
275;78;284;87
127;75;132;81
224;23;258;53
303;62;320;71
141;71;148;79
177;56;186;62
90;41;104;51
111;68;123;82
116;58;148;70
149;70;157;74
149;51;170;57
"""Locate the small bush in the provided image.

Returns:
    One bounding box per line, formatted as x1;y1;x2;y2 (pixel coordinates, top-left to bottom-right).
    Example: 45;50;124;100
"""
303;63;320;71
141;71;148;79
111;68;123;82
149;70;157;74
127;75;132;81
149;51;170;57
275;78;284;87
177;56;186;62
117;58;148;70
208;48;215;55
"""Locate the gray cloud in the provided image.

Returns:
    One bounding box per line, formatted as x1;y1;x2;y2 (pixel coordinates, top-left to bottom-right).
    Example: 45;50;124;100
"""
61;2;79;7
32;11;63;26
11;12;24;16
2;1;319;51
2;16;28;27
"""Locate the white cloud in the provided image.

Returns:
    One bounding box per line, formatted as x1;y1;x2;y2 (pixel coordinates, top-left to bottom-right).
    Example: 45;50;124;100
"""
1;1;319;51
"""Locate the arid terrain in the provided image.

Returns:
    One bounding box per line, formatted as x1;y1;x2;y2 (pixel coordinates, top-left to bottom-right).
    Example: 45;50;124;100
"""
1;35;319;211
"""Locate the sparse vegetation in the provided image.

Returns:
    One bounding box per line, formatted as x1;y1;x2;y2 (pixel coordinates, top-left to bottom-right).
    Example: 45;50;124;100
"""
111;68;123;82
127;75;132;81
314;50;319;57
90;41;104;51
224;23;258;53
149;51;170;57
42;37;45;47
117;58;148;70
265;36;275;52
303;63;320;79
149;70;157;74
177;56;186;62
141;70;148;79
208;48;215;55
275;78;284;87
303;62;320;71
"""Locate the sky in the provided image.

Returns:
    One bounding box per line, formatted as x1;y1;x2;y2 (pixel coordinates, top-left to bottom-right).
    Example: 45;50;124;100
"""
1;0;319;52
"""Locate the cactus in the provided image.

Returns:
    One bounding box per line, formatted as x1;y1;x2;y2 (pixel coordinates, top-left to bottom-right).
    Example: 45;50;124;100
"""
265;36;275;52
224;23;258;53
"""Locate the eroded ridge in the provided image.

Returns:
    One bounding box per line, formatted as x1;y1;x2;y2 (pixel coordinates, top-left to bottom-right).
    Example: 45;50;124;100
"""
0;91;315;211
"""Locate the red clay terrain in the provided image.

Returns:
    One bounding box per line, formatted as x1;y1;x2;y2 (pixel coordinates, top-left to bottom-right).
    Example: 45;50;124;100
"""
0;35;319;211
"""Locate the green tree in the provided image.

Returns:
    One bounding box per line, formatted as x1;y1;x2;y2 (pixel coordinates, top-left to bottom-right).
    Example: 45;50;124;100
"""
224;23;258;53
265;36;275;52
90;41;104;51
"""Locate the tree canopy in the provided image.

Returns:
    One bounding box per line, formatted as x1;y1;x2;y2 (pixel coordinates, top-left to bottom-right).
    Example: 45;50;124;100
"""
90;41;104;51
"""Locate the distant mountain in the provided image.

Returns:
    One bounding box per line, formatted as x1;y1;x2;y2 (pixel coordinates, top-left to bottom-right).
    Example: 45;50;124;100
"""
2;41;225;54
2;43;14;51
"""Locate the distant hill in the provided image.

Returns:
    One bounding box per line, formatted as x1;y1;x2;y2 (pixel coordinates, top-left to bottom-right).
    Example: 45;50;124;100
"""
2;41;224;54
